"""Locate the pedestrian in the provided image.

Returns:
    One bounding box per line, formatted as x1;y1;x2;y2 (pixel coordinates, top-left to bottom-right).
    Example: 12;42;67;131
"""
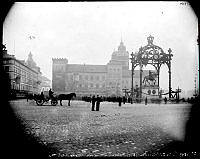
118;96;122;106
96;95;101;111
122;96;126;104
164;97;167;104
145;97;147;105
91;95;96;111
49;88;54;99
41;91;44;99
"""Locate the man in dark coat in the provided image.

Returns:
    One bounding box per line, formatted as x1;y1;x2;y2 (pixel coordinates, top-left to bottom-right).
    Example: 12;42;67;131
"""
122;96;126;104
41;91;44;99
96;95;101;111
118;96;122;106
145;97;148;105
164;97;167;104
91;95;96;111
49;88;54;100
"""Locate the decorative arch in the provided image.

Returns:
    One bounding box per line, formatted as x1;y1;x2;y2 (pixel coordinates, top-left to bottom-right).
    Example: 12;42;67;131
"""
130;35;173;101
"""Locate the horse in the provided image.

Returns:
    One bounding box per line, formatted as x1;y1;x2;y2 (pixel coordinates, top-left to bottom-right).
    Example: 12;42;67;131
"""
56;93;76;106
143;72;157;86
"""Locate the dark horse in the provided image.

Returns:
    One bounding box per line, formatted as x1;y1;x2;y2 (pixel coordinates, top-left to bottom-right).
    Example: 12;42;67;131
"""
57;93;76;106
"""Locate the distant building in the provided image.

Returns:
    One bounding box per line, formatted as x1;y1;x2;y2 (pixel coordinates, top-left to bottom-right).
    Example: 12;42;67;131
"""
52;40;152;97
40;75;51;92
2;47;42;98
26;52;42;92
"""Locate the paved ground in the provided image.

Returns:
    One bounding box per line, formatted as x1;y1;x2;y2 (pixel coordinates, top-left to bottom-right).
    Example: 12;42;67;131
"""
10;99;191;157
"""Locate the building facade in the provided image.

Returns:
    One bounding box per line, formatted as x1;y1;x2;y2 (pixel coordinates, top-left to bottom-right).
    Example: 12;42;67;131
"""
52;41;150;97
2;47;42;98
40;75;51;92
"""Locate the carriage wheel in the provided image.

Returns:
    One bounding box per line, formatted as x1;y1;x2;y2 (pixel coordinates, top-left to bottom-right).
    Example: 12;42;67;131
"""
51;100;58;106
36;99;44;106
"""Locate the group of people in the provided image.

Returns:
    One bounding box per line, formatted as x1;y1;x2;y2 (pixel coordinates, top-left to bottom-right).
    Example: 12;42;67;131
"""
91;95;102;111
82;95;129;104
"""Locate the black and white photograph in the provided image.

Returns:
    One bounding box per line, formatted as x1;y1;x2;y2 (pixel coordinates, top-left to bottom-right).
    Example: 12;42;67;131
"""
1;1;199;158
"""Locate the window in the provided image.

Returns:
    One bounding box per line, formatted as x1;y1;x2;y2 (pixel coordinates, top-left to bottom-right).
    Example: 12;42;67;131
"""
96;76;99;81
85;75;88;80
79;75;82;80
5;66;9;72
96;84;99;89
90;75;93;81
70;75;73;80
90;83;93;88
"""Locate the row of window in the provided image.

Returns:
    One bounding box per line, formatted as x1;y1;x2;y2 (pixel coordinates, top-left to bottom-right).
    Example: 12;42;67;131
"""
4;59;40;93
107;73;121;78
66;74;106;81
73;83;106;89
108;68;121;72
4;64;38;80
14;65;37;79
10;83;36;91
3;59;14;65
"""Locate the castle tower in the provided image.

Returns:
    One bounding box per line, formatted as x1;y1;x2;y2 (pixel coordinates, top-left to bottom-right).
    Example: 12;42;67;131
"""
52;58;68;92
108;40;129;70
26;52;37;68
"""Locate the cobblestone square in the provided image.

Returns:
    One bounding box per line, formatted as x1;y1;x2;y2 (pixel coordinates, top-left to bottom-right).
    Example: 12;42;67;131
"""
10;100;191;157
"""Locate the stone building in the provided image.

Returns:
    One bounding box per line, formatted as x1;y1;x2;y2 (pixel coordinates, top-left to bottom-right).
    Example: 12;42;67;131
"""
40;75;51;92
2;46;42;98
52;41;150;96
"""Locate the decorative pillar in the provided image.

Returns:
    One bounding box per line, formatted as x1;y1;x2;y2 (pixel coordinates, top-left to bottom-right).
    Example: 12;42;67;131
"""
139;63;143;102
131;69;134;103
130;52;135;104
157;66;160;93
168;48;172;99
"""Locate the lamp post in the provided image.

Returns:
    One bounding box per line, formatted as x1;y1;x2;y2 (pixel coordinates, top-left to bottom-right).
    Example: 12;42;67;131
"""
130;52;136;104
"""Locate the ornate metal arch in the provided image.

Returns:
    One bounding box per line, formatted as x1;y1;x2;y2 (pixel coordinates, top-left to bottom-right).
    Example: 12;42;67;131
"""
130;35;173;100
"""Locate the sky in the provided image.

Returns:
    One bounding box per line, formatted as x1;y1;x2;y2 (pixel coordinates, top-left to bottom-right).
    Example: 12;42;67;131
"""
3;2;199;92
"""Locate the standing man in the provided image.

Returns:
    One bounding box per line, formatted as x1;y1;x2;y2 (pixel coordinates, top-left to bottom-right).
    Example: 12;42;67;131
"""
118;96;122;106
96;95;101;111
91;95;96;111
164;97;167;104
122;96;126;104
49;88;54;100
41;90;44;99
145;97;148;105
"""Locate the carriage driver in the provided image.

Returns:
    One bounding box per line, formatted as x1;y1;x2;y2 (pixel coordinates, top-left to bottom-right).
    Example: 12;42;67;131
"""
49;88;54;99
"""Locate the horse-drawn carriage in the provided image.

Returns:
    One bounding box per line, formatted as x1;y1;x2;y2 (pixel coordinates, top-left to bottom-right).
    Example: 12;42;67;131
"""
30;92;76;106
